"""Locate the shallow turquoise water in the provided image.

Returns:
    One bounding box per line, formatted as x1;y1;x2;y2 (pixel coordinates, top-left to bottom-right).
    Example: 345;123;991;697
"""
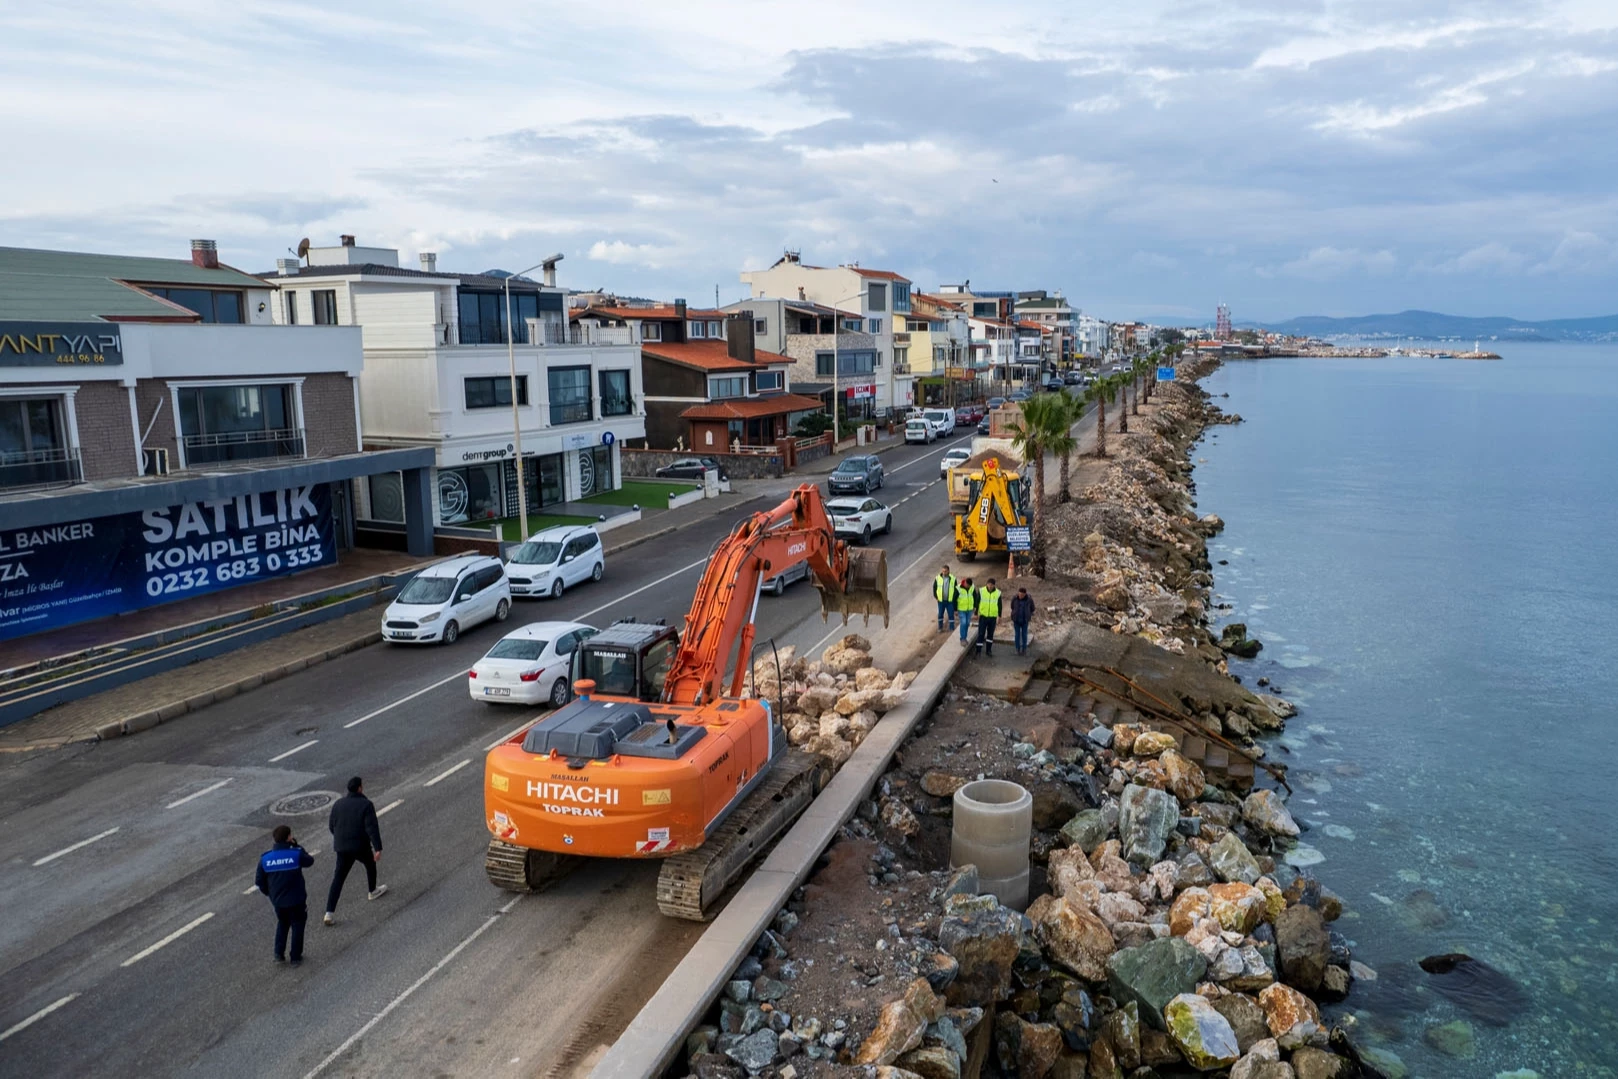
1194;346;1618;1078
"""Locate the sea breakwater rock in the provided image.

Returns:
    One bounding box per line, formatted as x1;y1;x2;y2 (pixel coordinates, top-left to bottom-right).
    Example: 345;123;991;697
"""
1213;993;1271;1054
939;901;1023;1006
1164;993;1241;1070
1209;832;1263;885
1119;784;1179;866
1243;790;1300;839
1162;750;1206;803
1258;983;1322;1048
1423;1019;1477;1059
1132;731;1178;757
1107;937;1208;1030
1257;693;1297;719
1290;1047;1355;1079
855;978;945;1065
1275;905;1331;993
1035;895;1117;981
994;1013;1064;1079
1207;881;1269;934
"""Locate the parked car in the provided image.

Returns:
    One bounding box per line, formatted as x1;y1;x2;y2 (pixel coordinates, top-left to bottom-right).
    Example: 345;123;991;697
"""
827;496;892;545
655;455;730;481
954;404;985;425
828;454;885;494
1062;371;1083;385
940;446;973;477
468;621;598;707
923;408;956;436
759;558;812;596
504;525;604;599
382;554;510;645
1044;377;1065;392
904;416;936;444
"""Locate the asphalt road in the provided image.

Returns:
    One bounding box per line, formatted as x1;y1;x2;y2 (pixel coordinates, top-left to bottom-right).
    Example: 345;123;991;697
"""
0;429;982;1079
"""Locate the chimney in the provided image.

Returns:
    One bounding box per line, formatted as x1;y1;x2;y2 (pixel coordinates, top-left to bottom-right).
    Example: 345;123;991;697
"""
674;298;687;319
340;234;356;247
190;239;219;269
543;263;557;287
419;252;438;273
275;258;299;276
726;314;756;364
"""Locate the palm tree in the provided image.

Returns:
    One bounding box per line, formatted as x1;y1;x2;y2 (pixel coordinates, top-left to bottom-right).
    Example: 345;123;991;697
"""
1051;391;1081;504
1007;393;1067;577
1118;379;1129;433
1089;379;1108;459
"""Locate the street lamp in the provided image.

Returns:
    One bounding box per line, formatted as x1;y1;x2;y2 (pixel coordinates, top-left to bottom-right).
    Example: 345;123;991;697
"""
826;291;866;446
503;255;562;542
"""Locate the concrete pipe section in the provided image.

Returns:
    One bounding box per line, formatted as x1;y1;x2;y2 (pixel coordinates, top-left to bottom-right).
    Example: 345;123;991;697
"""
950;778;1032;910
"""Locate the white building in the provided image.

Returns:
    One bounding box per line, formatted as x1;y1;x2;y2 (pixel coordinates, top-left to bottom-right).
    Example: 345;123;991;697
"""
267;238;645;526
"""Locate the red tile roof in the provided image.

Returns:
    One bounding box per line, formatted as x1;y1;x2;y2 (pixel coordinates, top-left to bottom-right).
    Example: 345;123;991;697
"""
679;393;825;421
642;340;793;372
848;267;911;282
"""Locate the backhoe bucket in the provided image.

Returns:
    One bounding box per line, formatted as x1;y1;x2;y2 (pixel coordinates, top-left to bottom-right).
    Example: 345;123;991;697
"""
820;547;890;627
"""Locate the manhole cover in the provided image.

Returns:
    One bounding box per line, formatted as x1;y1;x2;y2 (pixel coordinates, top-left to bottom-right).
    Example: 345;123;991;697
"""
270;790;340;816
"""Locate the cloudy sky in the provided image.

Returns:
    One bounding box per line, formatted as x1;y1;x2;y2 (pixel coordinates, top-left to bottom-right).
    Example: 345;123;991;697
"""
5;1;1617;322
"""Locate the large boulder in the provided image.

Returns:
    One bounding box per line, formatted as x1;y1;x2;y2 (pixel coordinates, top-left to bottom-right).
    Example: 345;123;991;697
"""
1242;790;1300;839
1161;750;1206;803
1169;888;1213;936
1045;847;1096;898
1060;808;1111;853
1257;983;1322;1048
1132;731;1178;757
1290;1047;1354;1079
855;978;945;1065
1106;937;1208;1031
1035;895;1117;981
835;689;884;715
1275;904;1331;993
895;1045;961;1079
795;685;841;715
1163;993;1241;1071
994;1013;1064;1079
1207;882;1268;934
1212;992;1271;1054
1033;785;1085;831
1119;784;1180;866
939;902;1023;1006
1257;693;1297;719
724;1028;780;1073
1208;832;1262;885
855;666;892;692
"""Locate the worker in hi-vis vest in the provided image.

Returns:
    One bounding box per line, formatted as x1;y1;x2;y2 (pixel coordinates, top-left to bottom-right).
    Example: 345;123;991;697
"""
955;577;977;644
933;565;957;632
975;578;1003;657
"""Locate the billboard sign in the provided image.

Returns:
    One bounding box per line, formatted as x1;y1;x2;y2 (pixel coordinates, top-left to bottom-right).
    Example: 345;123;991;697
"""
0;484;335;641
0;322;124;367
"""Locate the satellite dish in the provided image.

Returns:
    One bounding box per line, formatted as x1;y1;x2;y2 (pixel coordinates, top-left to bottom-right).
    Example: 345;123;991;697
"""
296;237;311;262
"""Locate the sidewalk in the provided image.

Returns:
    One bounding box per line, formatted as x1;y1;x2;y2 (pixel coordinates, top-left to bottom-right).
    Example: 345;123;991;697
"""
0;608;386;752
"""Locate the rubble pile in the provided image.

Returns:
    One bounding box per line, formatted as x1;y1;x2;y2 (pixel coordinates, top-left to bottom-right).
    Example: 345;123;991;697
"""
751;637;915;769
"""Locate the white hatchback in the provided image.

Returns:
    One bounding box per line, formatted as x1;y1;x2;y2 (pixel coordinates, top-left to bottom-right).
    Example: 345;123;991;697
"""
381;555;510;645
504;525;605;599
468;621;598;707
827;496;892;545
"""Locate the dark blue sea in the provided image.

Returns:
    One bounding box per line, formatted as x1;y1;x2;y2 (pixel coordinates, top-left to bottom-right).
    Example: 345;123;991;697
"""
1194;345;1618;1078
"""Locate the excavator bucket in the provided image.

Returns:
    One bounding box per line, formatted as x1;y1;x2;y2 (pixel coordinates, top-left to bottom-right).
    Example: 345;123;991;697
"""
820;547;890;626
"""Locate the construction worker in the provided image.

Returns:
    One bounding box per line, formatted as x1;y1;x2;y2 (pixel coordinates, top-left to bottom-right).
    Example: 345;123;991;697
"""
955;577;977;644
1010;586;1035;655
933;564;958;632
975;578;1003;656
256;824;314;966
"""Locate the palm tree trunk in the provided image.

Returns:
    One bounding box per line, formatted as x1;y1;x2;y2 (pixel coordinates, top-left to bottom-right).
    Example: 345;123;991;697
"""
1058;446;1072;504
1032;450;1047;577
1119;387;1128;433
1095;397;1107;458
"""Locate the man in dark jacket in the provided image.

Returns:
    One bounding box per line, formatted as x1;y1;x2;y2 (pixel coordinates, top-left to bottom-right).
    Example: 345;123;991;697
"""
324;776;386;925
257;824;314;965
1010;586;1036;655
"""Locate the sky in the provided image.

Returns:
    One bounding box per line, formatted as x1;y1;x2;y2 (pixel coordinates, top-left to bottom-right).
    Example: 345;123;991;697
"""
4;1;1617;324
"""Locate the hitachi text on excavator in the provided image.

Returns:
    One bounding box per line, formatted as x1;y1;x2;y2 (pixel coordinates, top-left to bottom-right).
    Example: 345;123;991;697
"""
482;484;889;920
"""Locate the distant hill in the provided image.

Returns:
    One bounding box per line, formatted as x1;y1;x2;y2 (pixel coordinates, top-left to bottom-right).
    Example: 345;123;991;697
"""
1247;309;1618;342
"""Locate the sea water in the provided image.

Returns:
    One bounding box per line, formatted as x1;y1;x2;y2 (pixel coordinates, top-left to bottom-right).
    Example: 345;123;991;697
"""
1194;345;1618;1077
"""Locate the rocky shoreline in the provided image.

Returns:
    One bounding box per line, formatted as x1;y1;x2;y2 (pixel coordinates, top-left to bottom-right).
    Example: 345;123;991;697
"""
678;361;1408;1079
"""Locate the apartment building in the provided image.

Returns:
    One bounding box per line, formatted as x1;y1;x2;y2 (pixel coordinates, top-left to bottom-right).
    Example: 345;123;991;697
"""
267;239;644;526
721;297;884;421
904;292;973;405
0;242;432;643
738;253;916;415
1015;291;1075;362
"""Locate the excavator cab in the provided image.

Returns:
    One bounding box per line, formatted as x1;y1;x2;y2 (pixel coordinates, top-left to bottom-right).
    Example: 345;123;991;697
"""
816;546;890;627
569;620;679;702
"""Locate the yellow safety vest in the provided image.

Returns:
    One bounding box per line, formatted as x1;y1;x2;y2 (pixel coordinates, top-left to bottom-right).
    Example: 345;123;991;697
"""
978;588;1002;618
956;588;976;613
934;574;955;602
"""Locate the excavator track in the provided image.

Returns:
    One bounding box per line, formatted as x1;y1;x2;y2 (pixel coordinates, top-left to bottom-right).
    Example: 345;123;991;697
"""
655;749;830;921
485;839;585;893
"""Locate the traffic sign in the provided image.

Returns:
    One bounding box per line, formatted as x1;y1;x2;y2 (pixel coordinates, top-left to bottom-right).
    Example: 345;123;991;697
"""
1157;366;1175;381
1005;526;1032;552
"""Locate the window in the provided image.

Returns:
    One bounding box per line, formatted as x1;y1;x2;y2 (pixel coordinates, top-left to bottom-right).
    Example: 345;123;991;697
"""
710;375;747;399
464;376;528;409
0;396;76;488
688;321;706;339
599;369;632;416
642;321;662;342
754;370;782;392
841;318;862;332
284;292;298;325
145;287;245;324
973;301;997;318
894;346;909;368
313;290;339;325
457;290;547;344
815;351;876;376
867;282;886;311
754;318;768;335
177;383;301;464
707;320;722;338
893;283;910;311
868;318;882;334
437;463;501;523
548;365;592;424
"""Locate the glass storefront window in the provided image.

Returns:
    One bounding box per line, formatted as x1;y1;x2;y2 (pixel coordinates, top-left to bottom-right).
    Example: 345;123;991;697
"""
437;463;501;523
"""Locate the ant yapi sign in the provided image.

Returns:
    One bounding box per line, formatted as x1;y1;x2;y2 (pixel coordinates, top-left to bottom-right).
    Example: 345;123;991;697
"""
0;484;335;641
0;322;124;367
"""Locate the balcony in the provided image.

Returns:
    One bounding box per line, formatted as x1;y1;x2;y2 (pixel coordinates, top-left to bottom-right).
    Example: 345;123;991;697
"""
182;428;306;466
548;401;593;426
0;447;81;491
528;320;637;347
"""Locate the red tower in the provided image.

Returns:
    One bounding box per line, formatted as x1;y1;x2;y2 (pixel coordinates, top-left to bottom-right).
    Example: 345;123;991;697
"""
1215;303;1232;340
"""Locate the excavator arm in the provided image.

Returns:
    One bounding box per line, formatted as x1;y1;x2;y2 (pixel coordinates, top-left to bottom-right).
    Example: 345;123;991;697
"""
661;484;889;706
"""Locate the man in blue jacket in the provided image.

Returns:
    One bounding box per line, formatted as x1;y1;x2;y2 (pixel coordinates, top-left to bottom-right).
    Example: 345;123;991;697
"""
256;824;315;965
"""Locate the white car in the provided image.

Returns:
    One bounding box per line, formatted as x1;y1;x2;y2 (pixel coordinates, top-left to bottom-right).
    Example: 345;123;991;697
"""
505;525;604;599
382;555;511;645
904;417;936;444
827;496;892;545
924;408;956;436
468;621;598;707
939;446;972;477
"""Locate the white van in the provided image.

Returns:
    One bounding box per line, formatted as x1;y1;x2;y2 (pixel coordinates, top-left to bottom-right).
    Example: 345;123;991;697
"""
381;555;510;645
924;408;956;437
504;525;605;599
905;417;936;444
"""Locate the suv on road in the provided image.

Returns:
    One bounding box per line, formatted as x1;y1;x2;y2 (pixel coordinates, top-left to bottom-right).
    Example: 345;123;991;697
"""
505;525;605;599
827;454;884;495
382;554;511;645
655;455;730;481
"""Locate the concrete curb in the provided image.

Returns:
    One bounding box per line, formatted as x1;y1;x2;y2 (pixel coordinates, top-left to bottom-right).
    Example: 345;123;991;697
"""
591;630;969;1079
91;630;382;744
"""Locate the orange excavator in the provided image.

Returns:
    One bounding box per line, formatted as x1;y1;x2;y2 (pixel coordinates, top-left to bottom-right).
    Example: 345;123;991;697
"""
482;483;889;919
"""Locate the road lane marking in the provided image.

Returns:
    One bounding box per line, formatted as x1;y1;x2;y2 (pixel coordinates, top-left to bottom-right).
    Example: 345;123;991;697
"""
301;900;521;1079
165;778;233;809
424;760;470;787
376;799;403;817
33;827;119;867
344;670;469;729
120;912;214;967
0;993;79;1043
485;713;545;751
574;557;708;621
269;740;318;763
